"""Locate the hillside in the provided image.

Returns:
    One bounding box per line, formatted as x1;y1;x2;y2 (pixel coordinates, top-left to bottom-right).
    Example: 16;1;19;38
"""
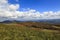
18;22;60;30
0;22;60;40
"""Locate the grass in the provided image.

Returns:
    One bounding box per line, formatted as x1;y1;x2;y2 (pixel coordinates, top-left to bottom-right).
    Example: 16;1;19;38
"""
0;23;60;40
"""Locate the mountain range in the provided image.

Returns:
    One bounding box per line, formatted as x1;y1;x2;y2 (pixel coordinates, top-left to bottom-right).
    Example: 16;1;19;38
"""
0;19;60;24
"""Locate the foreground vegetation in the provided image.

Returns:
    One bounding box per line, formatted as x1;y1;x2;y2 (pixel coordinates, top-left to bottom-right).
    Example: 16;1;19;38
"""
0;22;60;40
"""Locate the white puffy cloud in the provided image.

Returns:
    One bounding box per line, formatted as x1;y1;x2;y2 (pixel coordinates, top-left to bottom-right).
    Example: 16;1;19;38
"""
0;0;8;4
0;0;60;22
9;4;19;11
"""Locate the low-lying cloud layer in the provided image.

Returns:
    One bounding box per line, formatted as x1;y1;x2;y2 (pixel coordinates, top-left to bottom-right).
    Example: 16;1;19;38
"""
0;0;60;22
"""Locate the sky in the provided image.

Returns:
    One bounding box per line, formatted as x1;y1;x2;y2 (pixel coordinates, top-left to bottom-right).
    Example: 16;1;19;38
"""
8;0;60;12
0;0;60;22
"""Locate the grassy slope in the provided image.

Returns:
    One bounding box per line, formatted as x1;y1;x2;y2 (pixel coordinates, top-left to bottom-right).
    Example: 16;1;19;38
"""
0;23;60;40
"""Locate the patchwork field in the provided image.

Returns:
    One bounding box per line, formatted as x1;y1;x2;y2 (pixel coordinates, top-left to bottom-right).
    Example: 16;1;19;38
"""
0;22;60;40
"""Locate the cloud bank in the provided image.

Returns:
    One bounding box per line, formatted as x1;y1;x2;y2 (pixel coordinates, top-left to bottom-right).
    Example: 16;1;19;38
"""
0;0;60;21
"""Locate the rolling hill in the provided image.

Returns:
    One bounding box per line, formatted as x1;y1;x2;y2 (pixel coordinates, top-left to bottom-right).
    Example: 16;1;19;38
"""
0;21;60;40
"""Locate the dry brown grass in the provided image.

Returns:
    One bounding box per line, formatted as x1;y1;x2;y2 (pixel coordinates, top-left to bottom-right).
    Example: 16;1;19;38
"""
17;22;60;31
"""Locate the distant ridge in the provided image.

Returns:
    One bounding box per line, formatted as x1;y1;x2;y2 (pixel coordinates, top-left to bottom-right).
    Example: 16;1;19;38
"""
0;20;20;23
0;19;60;24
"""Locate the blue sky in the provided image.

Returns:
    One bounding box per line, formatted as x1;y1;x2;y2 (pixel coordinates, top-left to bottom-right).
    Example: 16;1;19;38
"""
0;0;60;21
8;0;60;12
